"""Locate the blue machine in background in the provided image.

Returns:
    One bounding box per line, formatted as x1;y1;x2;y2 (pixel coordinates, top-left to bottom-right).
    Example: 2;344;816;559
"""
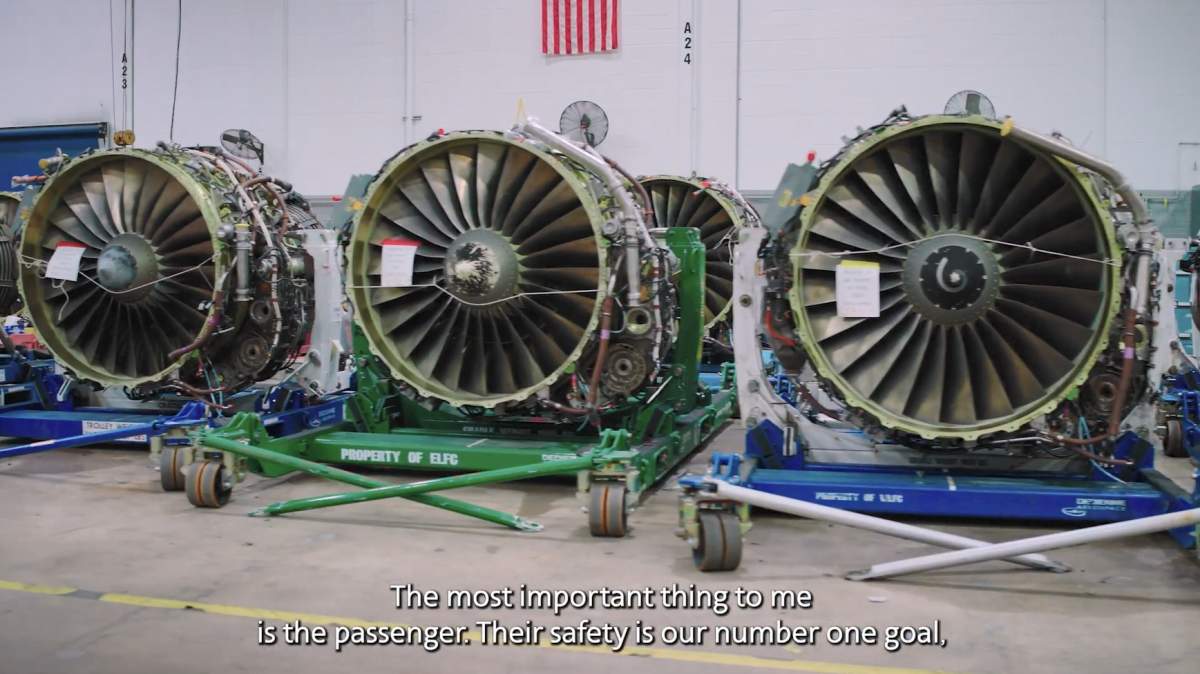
0;123;107;190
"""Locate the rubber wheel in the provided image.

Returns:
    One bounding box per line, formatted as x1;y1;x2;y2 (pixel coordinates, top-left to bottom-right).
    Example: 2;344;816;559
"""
1165;418;1187;458
693;511;742;572
159;446;185;492
588;483;628;538
185;460;232;508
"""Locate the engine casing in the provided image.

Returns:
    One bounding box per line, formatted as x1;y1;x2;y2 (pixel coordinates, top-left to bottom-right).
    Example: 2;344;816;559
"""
764;112;1150;444
345;129;675;412
18;146;316;398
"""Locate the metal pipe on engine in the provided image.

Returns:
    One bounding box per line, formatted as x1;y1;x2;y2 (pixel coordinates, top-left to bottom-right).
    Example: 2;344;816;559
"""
234;222;252;302
1001;118;1148;225
514;118;649;308
1001;118;1156;316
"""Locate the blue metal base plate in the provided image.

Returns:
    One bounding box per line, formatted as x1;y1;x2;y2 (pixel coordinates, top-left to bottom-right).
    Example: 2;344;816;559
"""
744;467;1198;549
0;408;192;445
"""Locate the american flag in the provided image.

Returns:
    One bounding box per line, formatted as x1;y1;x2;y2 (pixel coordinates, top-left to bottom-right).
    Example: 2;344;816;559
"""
542;0;619;55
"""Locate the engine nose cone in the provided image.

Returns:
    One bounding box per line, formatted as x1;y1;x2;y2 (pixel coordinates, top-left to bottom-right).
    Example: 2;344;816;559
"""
96;233;159;302
903;234;998;325
444;229;518;305
97;246;136;289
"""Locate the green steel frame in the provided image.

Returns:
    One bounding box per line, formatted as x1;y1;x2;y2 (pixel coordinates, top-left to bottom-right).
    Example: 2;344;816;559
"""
189;228;736;534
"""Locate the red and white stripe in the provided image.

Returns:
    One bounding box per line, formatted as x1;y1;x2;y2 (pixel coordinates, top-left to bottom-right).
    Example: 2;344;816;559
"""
542;0;618;55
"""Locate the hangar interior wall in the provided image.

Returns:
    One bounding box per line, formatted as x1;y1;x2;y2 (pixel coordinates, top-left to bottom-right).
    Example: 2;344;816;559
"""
2;0;1198;201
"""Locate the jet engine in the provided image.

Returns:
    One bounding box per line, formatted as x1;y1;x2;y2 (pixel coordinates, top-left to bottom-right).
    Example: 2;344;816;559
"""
345;122;676;413
639;175;758;333
762;110;1160;446
17;145;318;399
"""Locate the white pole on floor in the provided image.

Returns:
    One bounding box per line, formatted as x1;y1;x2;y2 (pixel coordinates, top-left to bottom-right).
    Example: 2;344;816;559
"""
845;507;1200;581
699;479;1069;572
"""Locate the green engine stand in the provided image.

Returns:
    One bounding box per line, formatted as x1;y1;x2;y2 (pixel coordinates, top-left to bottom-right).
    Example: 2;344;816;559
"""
187;228;736;537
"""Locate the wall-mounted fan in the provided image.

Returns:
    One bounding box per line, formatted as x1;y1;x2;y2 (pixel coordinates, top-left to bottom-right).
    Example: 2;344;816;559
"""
559;101;608;147
944;90;996;120
221;128;265;163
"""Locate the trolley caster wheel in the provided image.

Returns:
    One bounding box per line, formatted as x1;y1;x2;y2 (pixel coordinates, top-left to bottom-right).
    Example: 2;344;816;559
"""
185;460;232;508
1165;419;1187;458
588;483;628;538
693;511;742;572
160;446;186;492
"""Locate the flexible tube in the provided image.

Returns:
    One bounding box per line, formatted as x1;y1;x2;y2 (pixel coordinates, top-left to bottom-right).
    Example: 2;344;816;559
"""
587;296;616;407
168;288;226;361
1109;308;1138;436
604;156;653;225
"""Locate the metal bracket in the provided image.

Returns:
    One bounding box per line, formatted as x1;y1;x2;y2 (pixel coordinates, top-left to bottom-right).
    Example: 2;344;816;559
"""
732;227;873;456
286;229;349;396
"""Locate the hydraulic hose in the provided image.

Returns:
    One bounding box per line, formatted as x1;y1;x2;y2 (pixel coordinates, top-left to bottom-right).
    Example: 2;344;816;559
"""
587;296;616;407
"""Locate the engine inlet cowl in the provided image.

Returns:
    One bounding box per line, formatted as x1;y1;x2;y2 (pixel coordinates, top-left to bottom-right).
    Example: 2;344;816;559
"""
18;147;316;395
783;114;1122;442
347;130;622;409
640;176;757;332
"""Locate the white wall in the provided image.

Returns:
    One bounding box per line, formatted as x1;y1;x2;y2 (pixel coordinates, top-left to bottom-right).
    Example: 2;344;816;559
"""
2;0;117;129
285;0;407;193
2;0;1198;196
738;0;1108;189
1106;0;1200;192
412;0;728;181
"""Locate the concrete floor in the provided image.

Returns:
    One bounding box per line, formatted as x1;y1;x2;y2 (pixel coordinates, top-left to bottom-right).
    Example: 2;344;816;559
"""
1;425;1198;674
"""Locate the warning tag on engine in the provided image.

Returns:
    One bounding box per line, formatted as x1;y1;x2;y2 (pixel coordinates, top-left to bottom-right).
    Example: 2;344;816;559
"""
835;260;880;318
380;239;419;287
45;241;87;282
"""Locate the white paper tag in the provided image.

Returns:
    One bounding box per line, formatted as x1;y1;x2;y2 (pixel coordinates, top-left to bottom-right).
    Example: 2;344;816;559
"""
45;242;87;282
381;239;419;287
835;261;881;318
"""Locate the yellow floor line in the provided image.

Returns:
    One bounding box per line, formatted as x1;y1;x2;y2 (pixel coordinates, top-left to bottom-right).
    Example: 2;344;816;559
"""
0;579;962;674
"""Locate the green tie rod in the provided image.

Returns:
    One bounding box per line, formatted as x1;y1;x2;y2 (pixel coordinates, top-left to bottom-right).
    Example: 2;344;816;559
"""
198;434;549;531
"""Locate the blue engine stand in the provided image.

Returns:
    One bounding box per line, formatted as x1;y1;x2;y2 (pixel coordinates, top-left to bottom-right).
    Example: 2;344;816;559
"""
724;419;1199;551
0;349;241;450
0;350;348;460
677;428;1198;573
1159;367;1200;467
677;424;1198;573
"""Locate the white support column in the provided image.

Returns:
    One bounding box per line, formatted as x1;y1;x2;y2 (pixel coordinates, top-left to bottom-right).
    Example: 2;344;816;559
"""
846;508;1200;581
